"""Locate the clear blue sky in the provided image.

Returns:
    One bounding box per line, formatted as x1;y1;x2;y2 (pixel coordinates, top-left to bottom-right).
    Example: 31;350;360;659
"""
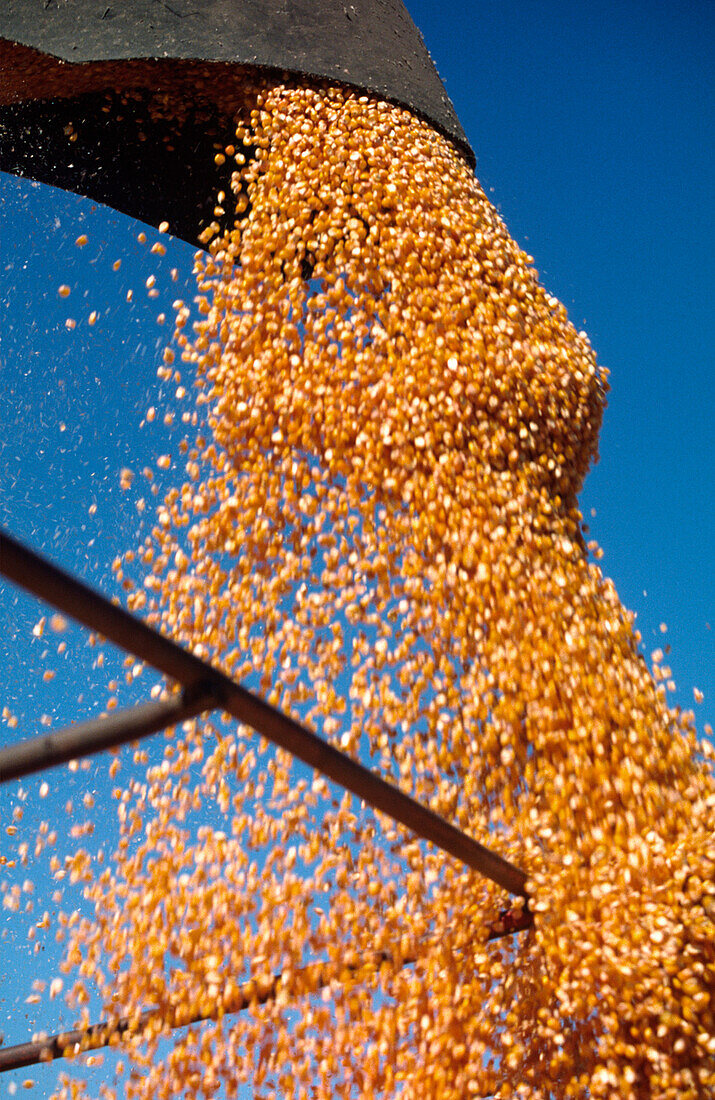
0;1;713;1095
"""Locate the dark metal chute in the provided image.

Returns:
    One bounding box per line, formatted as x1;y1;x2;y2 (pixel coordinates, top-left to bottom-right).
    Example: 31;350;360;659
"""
0;0;473;248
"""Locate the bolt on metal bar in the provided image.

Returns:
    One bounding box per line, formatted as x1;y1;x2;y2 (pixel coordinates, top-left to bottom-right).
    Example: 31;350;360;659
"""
0;687;217;785
0;919;530;1074
0;527;528;897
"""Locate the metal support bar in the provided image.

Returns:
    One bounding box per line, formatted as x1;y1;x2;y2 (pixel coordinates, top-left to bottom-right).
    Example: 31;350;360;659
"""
0;921;529;1074
0;528;529;897
0;688;217;785
0;1013;155;1075
0;963;341;1073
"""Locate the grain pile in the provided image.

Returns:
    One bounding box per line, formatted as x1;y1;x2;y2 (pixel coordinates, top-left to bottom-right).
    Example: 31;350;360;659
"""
54;78;715;1099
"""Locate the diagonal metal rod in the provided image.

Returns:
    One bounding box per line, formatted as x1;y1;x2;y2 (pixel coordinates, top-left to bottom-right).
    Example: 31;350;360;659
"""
0;922;531;1074
0;528;530;898
0;688;217;784
0;960;379;1073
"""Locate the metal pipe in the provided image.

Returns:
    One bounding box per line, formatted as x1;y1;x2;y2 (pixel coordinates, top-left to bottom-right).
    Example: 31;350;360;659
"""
0;963;344;1073
0;918;530;1074
0;688;217;785
0;527;529;898
0;1013;156;1075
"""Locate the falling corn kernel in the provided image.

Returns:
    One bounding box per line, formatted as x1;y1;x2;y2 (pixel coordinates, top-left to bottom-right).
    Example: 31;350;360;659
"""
46;73;715;1100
